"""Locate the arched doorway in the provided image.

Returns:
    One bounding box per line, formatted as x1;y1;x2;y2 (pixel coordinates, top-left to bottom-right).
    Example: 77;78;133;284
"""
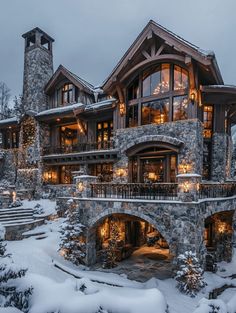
205;210;234;262
89;213;172;280
127;142;178;183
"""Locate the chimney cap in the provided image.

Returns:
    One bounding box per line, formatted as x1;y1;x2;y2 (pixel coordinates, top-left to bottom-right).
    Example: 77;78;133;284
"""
22;27;55;42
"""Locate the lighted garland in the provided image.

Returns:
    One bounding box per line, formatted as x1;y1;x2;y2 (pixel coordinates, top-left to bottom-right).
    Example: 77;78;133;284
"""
21;116;36;148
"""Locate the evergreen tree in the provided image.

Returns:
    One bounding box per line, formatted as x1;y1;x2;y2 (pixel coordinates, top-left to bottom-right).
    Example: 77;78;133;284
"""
59;203;86;265
175;251;206;297
102;218;120;269
0;225;32;312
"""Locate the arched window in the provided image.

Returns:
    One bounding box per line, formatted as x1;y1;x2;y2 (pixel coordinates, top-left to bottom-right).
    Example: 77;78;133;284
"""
126;63;189;127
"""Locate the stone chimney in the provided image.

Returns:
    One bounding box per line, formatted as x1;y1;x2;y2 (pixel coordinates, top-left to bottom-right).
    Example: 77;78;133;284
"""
22;27;54;112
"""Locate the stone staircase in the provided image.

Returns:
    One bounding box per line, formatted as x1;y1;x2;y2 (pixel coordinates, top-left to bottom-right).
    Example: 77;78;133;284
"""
0;207;45;240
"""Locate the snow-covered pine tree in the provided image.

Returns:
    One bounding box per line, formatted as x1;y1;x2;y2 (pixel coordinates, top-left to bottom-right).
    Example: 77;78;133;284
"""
175;250;206;297
59;202;86;265
102;218;120;269
0;225;32;312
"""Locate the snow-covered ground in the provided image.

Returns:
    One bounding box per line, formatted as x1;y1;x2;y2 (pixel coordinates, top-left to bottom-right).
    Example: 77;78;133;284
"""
2;199;236;313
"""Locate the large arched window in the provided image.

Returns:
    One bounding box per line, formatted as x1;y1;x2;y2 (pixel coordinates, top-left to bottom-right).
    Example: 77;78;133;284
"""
127;63;189;127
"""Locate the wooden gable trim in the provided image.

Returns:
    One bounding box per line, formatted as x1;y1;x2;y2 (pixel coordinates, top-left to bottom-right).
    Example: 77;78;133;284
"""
45;65;93;95
103;20;221;91
120;54;185;83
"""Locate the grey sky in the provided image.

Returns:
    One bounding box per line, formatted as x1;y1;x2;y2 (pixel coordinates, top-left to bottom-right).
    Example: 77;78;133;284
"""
0;0;235;100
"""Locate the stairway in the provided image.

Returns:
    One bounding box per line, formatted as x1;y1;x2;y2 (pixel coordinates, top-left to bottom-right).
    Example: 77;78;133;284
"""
0;207;46;240
0;207;35;226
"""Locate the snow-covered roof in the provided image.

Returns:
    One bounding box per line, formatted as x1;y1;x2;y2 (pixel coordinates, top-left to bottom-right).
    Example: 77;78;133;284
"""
84;98;116;112
66;68;95;92
0;116;18;127
36;103;84;117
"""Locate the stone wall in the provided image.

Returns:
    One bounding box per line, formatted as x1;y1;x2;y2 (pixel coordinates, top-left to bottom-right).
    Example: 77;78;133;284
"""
56;195;236;267
113;119;203;182
0;149;16;185
211;133;232;182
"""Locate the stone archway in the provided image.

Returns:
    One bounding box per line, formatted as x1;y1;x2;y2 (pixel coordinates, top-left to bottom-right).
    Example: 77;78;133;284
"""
86;209;173;267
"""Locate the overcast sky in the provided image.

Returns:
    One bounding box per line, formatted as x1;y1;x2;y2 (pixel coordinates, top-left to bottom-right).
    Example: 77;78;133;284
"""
0;0;235;100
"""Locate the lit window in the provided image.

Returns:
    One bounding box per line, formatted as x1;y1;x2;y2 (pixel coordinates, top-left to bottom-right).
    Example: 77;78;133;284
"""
62;83;73;104
142;64;170;97
174;65;188;90
203;105;213;138
142;99;169;125
173;95;188;121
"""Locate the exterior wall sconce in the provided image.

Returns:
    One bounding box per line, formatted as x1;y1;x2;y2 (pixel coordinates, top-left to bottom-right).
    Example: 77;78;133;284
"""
189;89;197;105
179;163;191;174
190;92;195;104
182;181;190;193
119;102;126;116
77;182;84;192
116;168;126;177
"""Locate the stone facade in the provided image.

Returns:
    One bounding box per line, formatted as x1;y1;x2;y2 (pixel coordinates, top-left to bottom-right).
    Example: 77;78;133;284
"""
56;195;236;267
113;119;203;182
211;133;231;182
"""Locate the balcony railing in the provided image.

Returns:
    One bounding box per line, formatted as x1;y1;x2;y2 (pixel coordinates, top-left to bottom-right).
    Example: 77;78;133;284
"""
199;183;236;199
90;183;178;200
43;141;114;155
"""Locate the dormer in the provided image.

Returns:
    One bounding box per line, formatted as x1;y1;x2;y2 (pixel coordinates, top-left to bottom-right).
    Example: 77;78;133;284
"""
44;65;95;108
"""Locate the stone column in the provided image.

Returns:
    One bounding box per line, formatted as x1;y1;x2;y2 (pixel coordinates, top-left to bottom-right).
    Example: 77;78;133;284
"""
177;174;201;202
211;133;229;182
74;175;98;198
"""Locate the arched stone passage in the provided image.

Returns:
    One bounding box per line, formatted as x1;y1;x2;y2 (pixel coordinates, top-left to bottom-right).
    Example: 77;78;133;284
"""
86;209;173;266
121;135;184;155
204;210;235;263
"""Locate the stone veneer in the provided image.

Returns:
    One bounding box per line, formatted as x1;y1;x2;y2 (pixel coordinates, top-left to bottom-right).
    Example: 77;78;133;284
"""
56;195;236;267
211;133;232;182
113;119;203;182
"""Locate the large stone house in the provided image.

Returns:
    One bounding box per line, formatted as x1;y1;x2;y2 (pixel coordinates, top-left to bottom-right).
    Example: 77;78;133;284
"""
1;20;236;270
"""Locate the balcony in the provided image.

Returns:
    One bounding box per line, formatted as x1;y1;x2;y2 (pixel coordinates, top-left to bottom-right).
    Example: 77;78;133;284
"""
43;141;114;155
89;182;236;201
199;183;236;199
90;183;178;200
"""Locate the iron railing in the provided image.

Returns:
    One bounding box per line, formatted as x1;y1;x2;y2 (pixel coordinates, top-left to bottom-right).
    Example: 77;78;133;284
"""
90;183;178;200
199;183;236;199
43;141;114;155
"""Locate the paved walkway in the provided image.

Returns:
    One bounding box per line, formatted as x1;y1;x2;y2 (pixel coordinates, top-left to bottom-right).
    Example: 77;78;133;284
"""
92;245;173;282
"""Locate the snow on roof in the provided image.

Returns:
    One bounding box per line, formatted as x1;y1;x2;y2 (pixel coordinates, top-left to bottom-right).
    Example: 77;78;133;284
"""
85;98;116;111
0;116;18;125
36;103;84;117
66;68;95;92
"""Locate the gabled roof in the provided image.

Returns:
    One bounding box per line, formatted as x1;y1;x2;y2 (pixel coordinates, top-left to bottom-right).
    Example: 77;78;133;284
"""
103;20;223;90
45;65;95;94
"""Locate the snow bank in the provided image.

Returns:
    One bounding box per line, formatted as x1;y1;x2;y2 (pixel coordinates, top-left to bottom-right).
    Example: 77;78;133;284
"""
193;298;228;313
26;273;167;313
0;308;23;313
227;292;236;313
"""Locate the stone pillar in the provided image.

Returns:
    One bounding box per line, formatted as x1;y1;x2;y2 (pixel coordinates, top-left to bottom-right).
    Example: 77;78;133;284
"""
74;175;98;198
112;156;129;183
177;174;201;202
211;133;230;182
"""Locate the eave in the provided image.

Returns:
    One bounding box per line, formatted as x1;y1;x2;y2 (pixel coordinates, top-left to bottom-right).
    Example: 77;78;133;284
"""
103;20;223;92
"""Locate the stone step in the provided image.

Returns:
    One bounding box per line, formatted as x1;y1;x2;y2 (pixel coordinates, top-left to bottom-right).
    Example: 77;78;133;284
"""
0;208;34;214
0;212;33;218
1;218;35;226
0;215;33;222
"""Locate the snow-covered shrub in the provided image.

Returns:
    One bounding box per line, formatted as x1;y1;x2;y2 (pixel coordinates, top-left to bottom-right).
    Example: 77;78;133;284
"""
59;204;86;265
175;251;206;297
0;225;32;312
9;199;22;208
33;203;44;215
